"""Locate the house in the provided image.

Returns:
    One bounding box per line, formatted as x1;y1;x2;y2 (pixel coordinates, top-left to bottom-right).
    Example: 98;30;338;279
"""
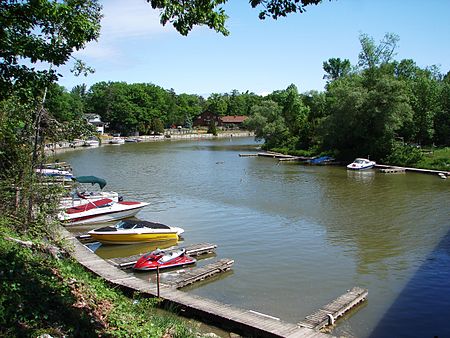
85;114;105;134
193;111;219;127
218;115;248;129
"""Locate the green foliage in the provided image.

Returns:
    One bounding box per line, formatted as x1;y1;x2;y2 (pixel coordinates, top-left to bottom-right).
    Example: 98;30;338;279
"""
323;58;352;83
207;120;218;135
147;0;324;36
0;220;198;337
383;141;424;167
0;0;101;100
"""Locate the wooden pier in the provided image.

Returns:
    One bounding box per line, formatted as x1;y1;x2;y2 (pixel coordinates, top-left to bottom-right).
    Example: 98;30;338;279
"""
379;167;406;174
108;242;217;269
60;228;333;337
165;258;234;289
298;287;368;330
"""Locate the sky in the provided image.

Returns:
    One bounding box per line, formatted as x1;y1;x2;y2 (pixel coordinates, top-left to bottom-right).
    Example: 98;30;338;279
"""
57;0;450;97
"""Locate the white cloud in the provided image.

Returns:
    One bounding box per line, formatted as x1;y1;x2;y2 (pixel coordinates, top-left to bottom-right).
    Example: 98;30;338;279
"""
100;0;172;40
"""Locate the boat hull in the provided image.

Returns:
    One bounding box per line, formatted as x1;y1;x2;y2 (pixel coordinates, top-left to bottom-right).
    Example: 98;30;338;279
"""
60;202;149;226
89;232;180;244
346;164;375;170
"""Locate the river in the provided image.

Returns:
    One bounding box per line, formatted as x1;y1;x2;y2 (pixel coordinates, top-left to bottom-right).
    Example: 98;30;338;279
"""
57;137;450;338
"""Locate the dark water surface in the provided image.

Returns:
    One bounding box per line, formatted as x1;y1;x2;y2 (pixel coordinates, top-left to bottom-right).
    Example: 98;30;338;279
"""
57;137;450;337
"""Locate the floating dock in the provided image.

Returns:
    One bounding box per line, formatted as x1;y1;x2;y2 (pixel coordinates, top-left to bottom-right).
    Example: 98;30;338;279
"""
379;167;406;174
108;242;217;269
165;258;234;289
298;287;368;330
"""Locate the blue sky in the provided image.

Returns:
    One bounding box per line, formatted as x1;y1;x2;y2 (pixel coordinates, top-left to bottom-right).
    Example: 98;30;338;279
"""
57;0;450;97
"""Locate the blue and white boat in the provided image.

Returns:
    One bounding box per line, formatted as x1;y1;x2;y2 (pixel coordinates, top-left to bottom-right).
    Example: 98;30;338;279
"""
347;158;376;170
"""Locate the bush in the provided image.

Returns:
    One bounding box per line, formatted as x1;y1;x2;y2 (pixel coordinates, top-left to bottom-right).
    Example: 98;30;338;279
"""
383;141;423;166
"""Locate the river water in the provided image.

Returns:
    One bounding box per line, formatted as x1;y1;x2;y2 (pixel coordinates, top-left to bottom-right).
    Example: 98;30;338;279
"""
57;137;450;337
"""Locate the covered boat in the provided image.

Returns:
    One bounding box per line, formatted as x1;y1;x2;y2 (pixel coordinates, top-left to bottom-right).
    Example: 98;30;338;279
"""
133;248;196;271
59;199;149;225
347;158;376;170
88;219;184;244
59;176;120;208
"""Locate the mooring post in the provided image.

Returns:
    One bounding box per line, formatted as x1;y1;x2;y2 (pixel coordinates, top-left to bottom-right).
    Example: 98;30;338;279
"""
156;265;160;297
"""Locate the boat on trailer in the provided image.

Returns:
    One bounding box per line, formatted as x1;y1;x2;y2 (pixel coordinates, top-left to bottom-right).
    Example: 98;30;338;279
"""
133;248;196;271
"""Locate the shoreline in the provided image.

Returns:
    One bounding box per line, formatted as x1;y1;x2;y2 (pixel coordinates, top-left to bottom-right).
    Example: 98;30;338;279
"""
44;130;255;153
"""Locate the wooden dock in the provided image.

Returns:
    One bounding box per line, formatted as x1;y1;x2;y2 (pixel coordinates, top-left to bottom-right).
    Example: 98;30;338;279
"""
379;167;406;174
375;164;449;176
298;287;368;330
108;242;217;269
60;227;333;338
165;258;234;289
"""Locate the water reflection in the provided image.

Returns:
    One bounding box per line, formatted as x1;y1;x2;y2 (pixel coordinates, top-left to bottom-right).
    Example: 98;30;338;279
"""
346;169;375;184
94;239;179;259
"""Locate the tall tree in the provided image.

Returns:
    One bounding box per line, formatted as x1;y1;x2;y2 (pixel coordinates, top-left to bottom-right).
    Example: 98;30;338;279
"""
323;58;351;83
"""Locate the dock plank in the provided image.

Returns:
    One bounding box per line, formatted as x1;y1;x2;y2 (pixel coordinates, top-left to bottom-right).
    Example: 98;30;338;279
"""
298;287;368;330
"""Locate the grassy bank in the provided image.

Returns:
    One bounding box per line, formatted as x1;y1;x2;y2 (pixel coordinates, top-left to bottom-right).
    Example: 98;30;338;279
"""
0;218;199;338
416;147;450;171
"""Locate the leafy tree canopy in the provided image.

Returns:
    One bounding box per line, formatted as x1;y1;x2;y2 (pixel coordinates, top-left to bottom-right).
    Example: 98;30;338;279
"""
147;0;325;36
0;0;102;100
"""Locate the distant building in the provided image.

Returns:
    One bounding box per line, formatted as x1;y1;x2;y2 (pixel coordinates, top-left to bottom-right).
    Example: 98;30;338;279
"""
218;115;248;129
193;111;219;127
85;114;105;134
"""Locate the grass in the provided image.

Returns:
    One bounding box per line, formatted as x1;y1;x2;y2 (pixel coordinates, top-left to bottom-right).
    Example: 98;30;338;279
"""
416;147;450;171
0;220;200;338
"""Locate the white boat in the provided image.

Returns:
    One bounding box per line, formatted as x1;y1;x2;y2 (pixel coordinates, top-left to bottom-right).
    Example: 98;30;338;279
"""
109;137;125;144
347;158;376;170
83;139;100;147
36;168;74;180
88;219;184;244
59;191;120;209
59;175;120;209
59;198;149;226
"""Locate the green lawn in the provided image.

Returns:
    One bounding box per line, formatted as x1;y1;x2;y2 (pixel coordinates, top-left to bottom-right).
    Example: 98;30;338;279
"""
417;147;450;171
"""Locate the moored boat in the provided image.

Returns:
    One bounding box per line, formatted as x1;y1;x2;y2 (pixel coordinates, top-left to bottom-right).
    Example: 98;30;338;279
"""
347;158;376;170
88;219;184;244
109;137;125;144
36;168;74;180
59;199;149;226
59;176;121;208
133;248;195;271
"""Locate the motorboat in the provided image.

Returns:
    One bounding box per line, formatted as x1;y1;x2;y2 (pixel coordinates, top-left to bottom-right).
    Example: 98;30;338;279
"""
59;198;149;226
36;168;74;180
125;137;142;143
83;138;100;147
347;158;376;170
109;137;125;145
59;176;121;208
88;219;184;244
133;248;196;271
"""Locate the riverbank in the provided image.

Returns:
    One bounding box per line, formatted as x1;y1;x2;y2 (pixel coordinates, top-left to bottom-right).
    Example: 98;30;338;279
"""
44;130;254;153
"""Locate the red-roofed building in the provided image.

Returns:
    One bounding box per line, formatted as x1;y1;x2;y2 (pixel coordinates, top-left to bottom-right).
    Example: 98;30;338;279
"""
218;115;248;128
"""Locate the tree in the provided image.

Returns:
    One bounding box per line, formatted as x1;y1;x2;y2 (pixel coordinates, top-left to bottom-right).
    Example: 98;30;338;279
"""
0;0;101;99
0;0;101;225
358;32;400;70
147;0;325;36
323;58;351;83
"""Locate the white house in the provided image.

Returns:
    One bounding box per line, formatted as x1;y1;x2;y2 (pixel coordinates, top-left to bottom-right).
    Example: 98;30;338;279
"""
85;114;105;134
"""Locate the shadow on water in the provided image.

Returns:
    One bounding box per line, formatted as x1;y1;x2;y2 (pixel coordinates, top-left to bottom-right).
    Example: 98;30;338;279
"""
369;228;450;338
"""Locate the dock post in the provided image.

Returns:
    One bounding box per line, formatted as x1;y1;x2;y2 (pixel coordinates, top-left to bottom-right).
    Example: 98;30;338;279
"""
156;265;160;297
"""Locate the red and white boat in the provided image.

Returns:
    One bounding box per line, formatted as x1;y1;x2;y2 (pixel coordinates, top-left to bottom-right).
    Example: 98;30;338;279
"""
133;248;196;271
58;198;149;226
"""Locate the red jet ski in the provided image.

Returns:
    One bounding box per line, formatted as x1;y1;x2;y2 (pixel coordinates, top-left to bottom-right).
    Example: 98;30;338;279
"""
133;248;196;271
